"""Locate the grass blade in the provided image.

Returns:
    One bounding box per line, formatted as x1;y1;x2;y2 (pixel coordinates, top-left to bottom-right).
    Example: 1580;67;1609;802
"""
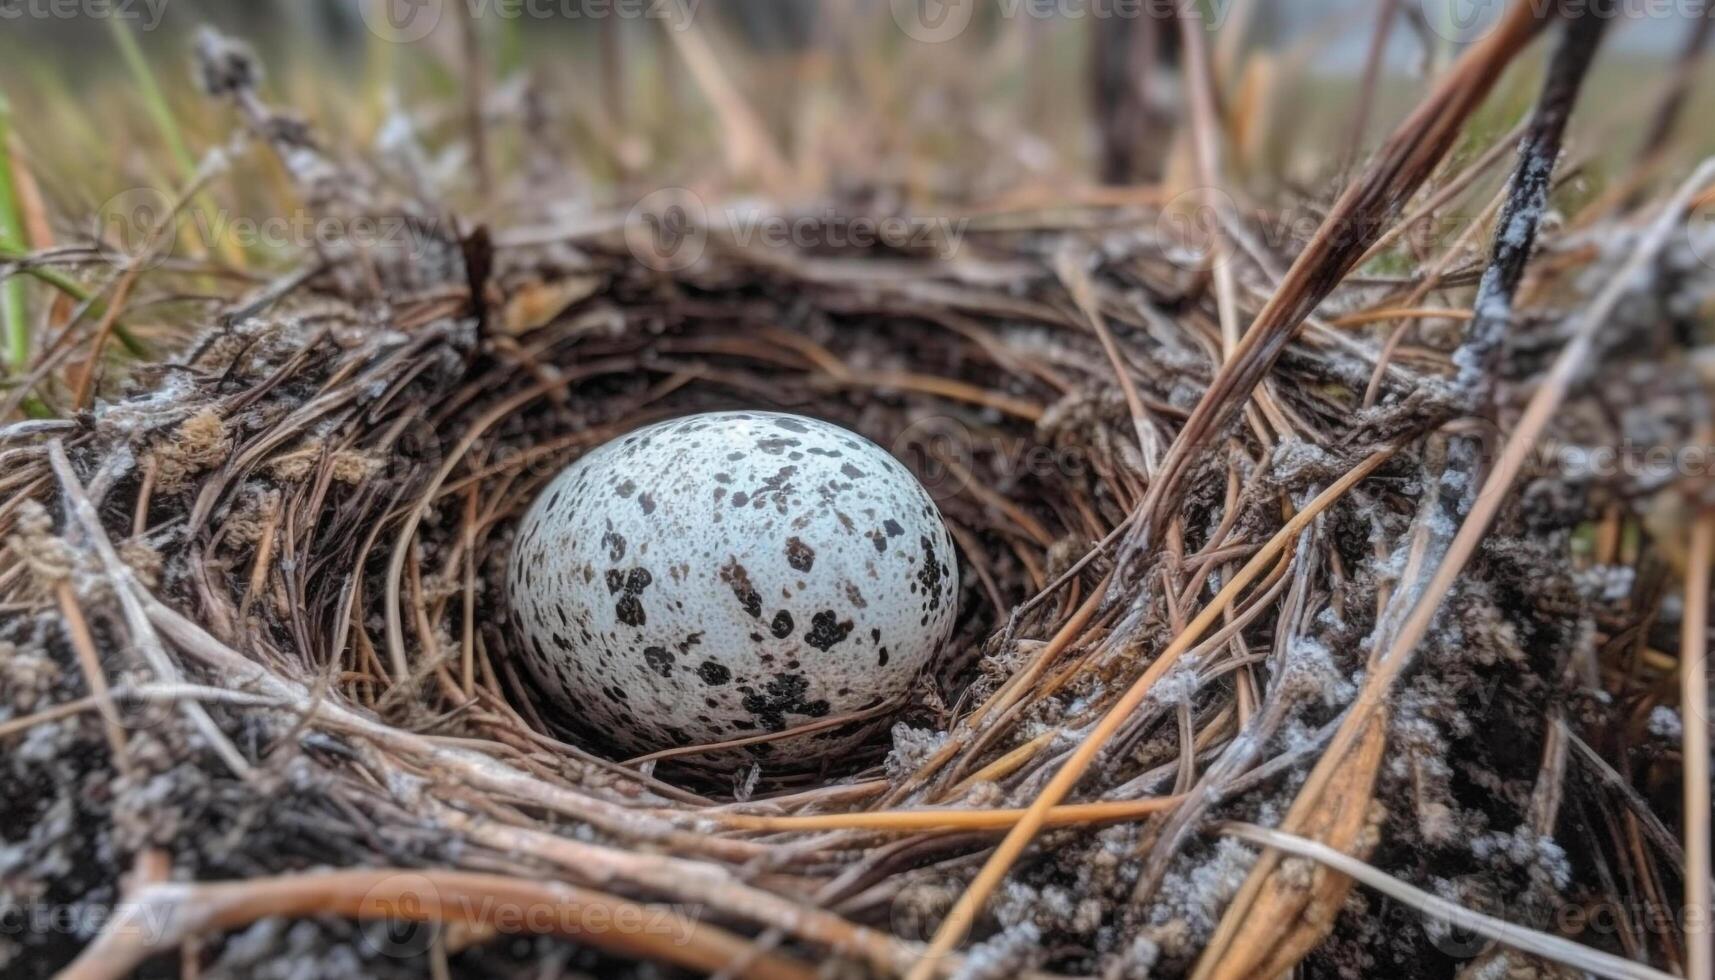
0;90;28;370
109;19;196;178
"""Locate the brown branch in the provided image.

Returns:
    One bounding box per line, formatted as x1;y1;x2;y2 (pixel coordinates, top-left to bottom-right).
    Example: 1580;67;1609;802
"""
54;868;815;980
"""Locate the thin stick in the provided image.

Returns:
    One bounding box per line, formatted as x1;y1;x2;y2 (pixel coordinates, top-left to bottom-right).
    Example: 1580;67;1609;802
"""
460;486;477;698
944;730;1057;798
1177;8;1243;364
1454;9;1608;399
1683;509;1713;980
1330;306;1473;328
1353;116;1528;269
622;695;902;766
0;685;286;742
0;693;97;740
48;441;250;777
236;492;280;626
1342;0;1399;179
457;2;491;195
1056;249;1159;470
54;868;814;980
966;575;1107;729
1219;823;1678;980
55;581;130;767
386;382;563;681
658;1;790;187
707;795;1181;833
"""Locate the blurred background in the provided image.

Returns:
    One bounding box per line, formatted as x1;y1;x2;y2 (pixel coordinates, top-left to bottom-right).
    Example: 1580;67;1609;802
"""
0;0;1708;273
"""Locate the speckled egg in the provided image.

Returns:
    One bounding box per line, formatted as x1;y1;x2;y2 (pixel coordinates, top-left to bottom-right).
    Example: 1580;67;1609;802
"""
507;411;958;766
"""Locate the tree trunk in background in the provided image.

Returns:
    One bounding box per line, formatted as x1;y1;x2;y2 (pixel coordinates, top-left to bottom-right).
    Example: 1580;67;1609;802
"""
1090;10;1180;185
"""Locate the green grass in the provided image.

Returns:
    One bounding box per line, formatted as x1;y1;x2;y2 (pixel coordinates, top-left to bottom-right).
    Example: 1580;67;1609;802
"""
108;18;197;179
0;236;149;360
0;89;28;371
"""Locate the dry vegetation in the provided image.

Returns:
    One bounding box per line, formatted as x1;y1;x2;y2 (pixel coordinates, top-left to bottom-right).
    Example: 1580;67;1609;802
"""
1;2;1713;979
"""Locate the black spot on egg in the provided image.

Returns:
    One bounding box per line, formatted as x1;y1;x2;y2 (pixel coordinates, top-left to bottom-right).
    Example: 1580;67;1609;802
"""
805;610;854;651
756;436;800;455
601;530;626;562
606;566;652;627
741;673;827;731
643;646;675;677
917;536;945;611
697;660;732;685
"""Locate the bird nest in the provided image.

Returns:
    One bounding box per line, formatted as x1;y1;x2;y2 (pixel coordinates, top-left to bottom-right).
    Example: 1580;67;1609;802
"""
3;19;1711;980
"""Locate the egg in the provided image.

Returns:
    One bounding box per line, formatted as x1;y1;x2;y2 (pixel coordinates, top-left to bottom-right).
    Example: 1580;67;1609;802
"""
507;411;959;766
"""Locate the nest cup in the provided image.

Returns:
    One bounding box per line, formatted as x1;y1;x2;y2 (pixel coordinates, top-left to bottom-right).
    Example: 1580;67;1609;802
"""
456;305;1086;787
39;224;1140;975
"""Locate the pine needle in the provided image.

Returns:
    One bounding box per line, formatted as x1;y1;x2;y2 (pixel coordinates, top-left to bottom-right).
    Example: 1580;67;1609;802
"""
1219;822;1678;980
708;795;1181;833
